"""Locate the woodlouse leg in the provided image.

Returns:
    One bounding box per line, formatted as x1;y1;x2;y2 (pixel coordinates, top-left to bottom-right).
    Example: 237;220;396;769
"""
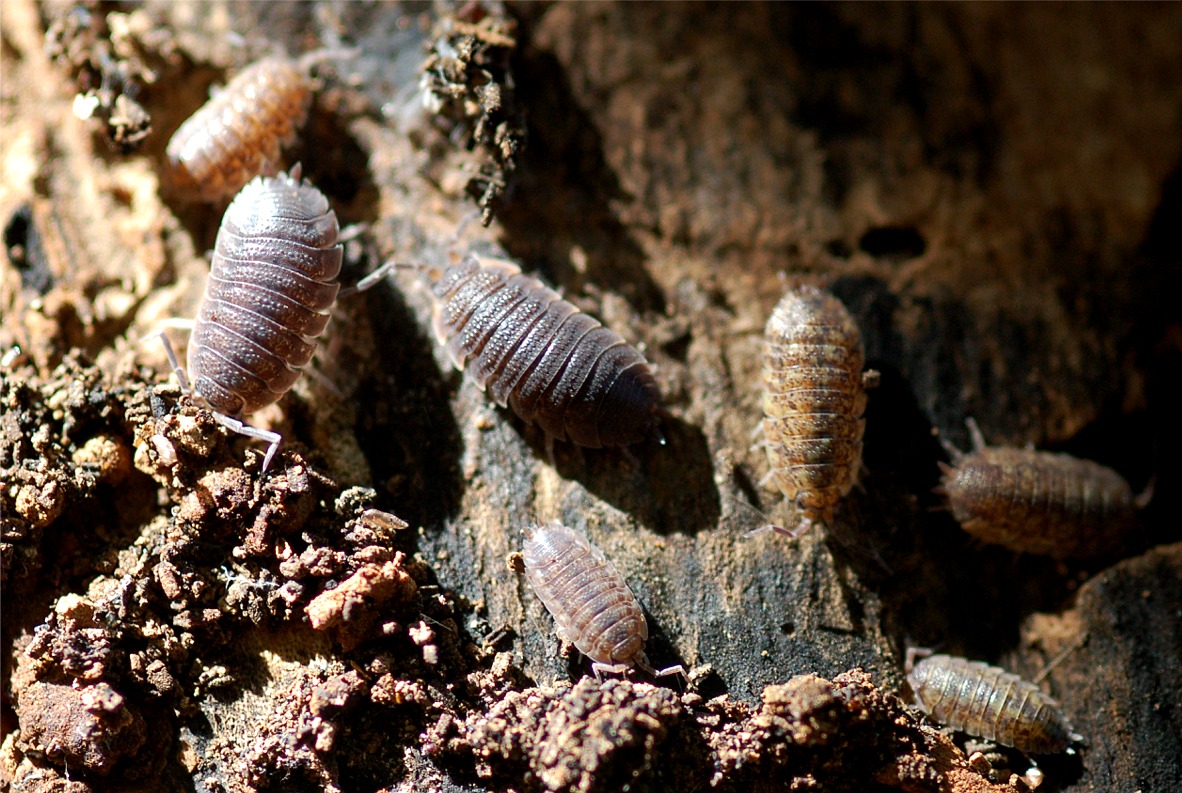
591;661;633;679
862;369;882;390
211;412;282;472
636;656;688;685
748;418;765;450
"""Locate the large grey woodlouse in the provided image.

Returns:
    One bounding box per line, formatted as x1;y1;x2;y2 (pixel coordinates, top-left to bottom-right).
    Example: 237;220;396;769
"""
522;523;684;680
760;286;872;537
937;418;1140;558
156;166;342;471
167;53;341;202
906;649;1083;755
428;254;662;448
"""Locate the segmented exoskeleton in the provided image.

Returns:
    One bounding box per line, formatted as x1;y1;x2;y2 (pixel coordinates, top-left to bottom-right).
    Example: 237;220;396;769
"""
522;523;683;680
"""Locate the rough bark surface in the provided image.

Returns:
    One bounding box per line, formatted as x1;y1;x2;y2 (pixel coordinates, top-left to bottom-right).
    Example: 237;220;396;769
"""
2;2;1180;792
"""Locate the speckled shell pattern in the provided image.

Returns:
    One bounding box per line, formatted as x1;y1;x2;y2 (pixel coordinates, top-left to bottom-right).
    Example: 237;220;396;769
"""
940;447;1136;558
187;171;342;417
762;286;867;525
907;654;1078;754
523;524;649;668
167;57;313;202
430;255;661;447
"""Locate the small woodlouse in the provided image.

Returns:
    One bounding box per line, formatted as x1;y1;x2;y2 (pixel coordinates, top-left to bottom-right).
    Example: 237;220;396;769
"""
522;523;683;680
937;418;1139;558
157;166;342;471
429;254;662;448
760;286;870;537
167;54;323;202
906;650;1083;755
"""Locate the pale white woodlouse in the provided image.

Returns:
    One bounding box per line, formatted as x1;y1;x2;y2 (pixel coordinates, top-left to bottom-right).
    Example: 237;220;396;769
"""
166;51;351;202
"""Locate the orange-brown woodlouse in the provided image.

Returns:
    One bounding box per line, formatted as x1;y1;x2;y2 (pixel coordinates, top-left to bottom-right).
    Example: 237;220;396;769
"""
760;286;872;537
522;523;684;679
937;418;1141;558
429;254;662;448
167;54;332;202
906;650;1083;755
156;167;342;470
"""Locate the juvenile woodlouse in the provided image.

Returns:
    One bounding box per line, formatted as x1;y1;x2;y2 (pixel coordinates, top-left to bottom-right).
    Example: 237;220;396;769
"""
937;418;1140;558
429;254;662;448
760;286;871;537
166;54;323;202
157;166;342;471
522;523;684;680
906;649;1083;755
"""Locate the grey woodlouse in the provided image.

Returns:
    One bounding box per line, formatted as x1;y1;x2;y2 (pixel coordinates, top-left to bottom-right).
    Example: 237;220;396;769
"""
760;286;871;537
429;254;662;448
937;418;1140;558
157;166;342;471
906;650;1083;755
166;55;318;202
522;523;684;679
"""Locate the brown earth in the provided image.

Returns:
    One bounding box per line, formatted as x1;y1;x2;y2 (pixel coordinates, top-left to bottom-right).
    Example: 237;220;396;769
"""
2;2;1180;792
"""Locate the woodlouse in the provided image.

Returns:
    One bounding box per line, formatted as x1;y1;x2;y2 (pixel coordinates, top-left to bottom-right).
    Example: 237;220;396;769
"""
429;254;662;448
760;286;871;537
906;649;1083;755
937;418;1140;557
157;166;342;471
522;523;683;679
166;55;322;202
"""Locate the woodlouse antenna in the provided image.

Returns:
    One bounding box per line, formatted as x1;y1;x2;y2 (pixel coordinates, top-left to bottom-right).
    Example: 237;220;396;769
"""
143;329;192;395
1031;633;1089;685
340;260;423;296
